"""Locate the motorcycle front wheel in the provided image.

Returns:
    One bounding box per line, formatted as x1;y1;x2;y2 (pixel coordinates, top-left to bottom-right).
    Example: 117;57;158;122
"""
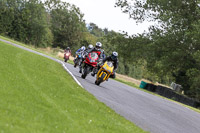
81;66;90;79
64;58;68;62
74;59;78;67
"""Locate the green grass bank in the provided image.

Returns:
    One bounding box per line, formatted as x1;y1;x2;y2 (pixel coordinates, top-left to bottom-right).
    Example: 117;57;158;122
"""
0;40;147;132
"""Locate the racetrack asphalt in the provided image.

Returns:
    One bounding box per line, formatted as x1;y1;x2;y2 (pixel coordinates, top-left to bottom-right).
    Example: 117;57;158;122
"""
1;38;200;133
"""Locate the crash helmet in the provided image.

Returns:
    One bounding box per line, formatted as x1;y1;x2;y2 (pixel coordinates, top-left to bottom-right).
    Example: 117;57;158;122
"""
88;44;93;49
111;51;118;60
81;46;86;51
66;47;70;50
95;42;102;49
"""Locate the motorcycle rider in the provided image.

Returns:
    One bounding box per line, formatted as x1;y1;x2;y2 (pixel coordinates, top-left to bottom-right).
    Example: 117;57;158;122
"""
64;47;71;61
87;44;93;50
85;42;104;76
78;44;94;73
74;46;86;69
86;42;103;55
64;47;71;53
76;46;86;54
102;51;119;78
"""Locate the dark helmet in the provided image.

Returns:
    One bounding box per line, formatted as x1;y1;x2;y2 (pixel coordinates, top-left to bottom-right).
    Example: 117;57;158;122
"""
111;51;118;60
66;47;70;50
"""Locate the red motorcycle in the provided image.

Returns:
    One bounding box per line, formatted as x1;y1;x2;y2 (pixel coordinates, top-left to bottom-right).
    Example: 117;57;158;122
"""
64;51;71;62
81;52;99;79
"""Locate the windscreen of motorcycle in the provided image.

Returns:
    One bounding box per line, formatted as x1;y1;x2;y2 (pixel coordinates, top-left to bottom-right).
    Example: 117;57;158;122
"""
89;52;98;61
103;61;114;72
106;61;113;67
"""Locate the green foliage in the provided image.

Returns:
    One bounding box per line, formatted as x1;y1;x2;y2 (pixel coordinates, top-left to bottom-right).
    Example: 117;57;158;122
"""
50;1;86;51
0;0;15;35
0;0;86;49
0;0;52;47
79;32;98;48
89;23;105;37
115;0;200;100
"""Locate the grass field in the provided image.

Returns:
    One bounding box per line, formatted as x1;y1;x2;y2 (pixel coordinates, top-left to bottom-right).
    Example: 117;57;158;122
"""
0;40;147;132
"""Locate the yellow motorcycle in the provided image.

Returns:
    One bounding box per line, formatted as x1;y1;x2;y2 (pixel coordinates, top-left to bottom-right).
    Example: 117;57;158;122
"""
95;61;114;85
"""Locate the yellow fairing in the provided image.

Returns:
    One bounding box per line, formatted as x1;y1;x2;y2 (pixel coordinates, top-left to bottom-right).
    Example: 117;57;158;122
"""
96;61;114;82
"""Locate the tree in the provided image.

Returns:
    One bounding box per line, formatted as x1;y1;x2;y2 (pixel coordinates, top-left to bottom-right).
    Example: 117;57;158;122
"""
89;23;104;37
50;1;86;51
116;0;200;100
0;0;15;35
0;0;53;47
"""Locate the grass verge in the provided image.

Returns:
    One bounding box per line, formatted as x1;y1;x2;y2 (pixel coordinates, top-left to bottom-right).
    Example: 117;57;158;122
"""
0;40;147;132
0;35;64;60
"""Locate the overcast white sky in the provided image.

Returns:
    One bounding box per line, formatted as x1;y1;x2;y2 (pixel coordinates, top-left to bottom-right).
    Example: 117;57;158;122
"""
65;0;153;35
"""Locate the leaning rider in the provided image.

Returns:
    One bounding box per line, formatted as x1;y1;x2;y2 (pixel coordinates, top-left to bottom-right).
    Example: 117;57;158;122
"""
74;46;86;68
102;51;119;78
64;47;71;53
85;42;104;57
76;46;86;55
86;44;94;51
85;42;104;76
79;44;94;73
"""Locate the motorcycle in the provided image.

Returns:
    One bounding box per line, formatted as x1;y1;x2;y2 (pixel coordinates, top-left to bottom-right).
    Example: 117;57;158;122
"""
74;52;83;68
95;61;114;85
64;51;71;62
81;52;99;79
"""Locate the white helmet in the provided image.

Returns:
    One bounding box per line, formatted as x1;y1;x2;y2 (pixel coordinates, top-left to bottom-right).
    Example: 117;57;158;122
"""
81;46;86;51
88;44;93;49
95;42;102;49
111;51;118;60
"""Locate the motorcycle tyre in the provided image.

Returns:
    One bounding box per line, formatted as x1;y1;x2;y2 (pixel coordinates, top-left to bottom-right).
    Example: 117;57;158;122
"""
81;66;89;79
64;58;68;62
95;73;106;86
74;59;78;67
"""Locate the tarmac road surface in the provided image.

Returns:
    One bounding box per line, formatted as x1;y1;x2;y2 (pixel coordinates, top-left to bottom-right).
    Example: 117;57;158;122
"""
65;63;200;133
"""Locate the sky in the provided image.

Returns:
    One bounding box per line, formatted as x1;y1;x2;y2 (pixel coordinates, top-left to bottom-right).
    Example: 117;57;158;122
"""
65;0;153;35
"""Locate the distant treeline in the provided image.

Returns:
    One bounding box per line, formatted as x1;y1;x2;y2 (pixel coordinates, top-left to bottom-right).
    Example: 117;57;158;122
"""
1;0;200;101
0;0;91;51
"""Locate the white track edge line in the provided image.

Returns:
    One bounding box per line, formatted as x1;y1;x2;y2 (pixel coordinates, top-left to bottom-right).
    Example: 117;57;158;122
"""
57;60;83;88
